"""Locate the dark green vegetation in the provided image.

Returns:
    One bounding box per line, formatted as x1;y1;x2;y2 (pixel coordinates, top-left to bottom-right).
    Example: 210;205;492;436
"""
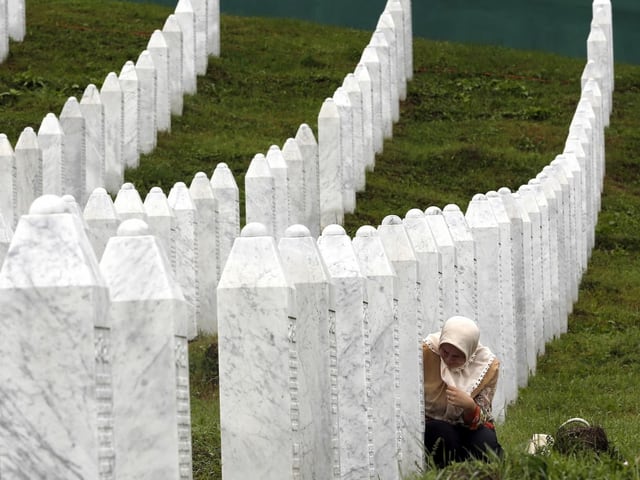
2;0;640;478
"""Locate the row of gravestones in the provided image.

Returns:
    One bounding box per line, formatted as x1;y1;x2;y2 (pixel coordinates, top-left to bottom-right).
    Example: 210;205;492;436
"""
245;0;413;240
0;0;25;62
0;193;194;479
2;0;613;478
216;2;614;479
0;0;220;231
0;1;222;479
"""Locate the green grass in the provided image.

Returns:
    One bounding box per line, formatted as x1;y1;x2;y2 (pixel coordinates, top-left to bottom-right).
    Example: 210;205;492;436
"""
3;0;640;478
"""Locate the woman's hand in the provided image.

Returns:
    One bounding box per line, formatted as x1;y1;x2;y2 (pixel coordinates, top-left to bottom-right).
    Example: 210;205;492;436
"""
445;385;476;413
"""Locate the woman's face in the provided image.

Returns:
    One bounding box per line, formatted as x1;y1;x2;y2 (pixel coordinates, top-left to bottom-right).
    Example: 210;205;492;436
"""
439;343;466;369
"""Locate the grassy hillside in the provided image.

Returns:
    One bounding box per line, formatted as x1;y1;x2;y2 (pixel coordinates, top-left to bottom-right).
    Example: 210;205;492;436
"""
2;0;640;478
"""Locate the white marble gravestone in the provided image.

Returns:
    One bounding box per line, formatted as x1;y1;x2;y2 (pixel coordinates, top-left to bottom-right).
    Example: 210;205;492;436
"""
354;63;375;171
0;134;15;229
399;0;413;80
485;191;524;402
84;187;120;260
266;145;290;240
14;127;42;222
516;185;545;357
465;194;506;421
143;186;177;270
168;182;199;340
403;208;442;336
386;0;407;101
189;171;218;334
587;23;610;125
593;0;613;107
485;191;518;405
245;153;275;237
163;14;184;116
101;72;124;194
317;224;372;479
119;60;140;169
552;153;583;297
174;0;197;95
114;182;148;222
424;206;456;327
100;218;191;480
148;30;171;133
377;215;424;474
278;224;333;480
582;78;604;190
507;189;536;375
495;188;529;388
318;98;344;228
191;0;208;75
282;137;305;227
334;87;355;214
360;46;382;155
377;12;399;123
0;194;112;479
538;170;569;332
207;0;220;56
442;204;476;320
352;225;400;480
543;165;572;318
295;124;320;237
80;84;106;196
217;222;296;480
369;30;392;140
136;50;158;154
564;133;592;260
8;0;25;42
59;96;86;203
38;112;64;196
210;162;240;279
528;178;558;343
343;73;366;192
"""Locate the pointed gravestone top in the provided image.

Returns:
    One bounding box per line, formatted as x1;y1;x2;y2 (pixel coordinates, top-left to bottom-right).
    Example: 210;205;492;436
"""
318;97;340;120
353;225;396;278
60;96;82;119
114;183;146;218
0;133;13;157
246;153;271;178
136;49;155;69
163;13;181;33
84;187;119;220
175;0;194;14
266;145;287;170
1;194;103;288
15;126;39;150
190;172;215;199
144;186;174;216
38;112;63;135
296;123;316;145
101;71;121;93
81;84;102;104
100;218;183;303
148;29;168;49
282;138;302;164
168;182;195;210
210;162;238;190
120;60;138;80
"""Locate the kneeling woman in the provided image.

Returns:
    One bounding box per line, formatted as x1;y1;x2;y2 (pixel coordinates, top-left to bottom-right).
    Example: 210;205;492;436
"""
423;315;503;467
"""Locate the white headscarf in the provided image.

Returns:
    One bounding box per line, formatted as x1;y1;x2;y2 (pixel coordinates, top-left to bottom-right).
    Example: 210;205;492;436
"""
425;315;496;395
